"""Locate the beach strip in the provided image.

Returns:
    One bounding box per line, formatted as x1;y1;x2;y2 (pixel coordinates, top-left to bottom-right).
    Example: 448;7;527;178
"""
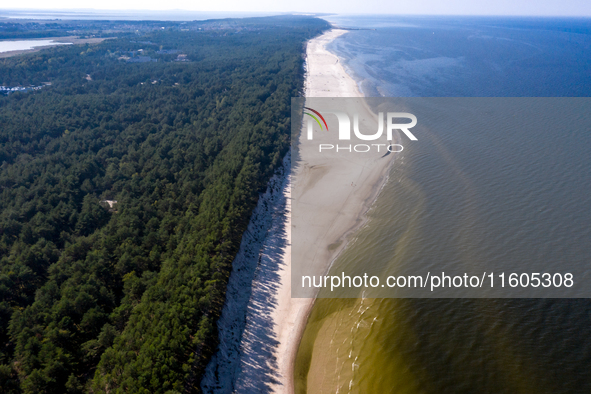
270;28;398;394
203;28;389;394
270;28;363;393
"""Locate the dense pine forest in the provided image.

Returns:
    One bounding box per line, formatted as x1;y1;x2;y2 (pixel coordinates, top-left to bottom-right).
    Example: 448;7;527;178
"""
0;15;329;393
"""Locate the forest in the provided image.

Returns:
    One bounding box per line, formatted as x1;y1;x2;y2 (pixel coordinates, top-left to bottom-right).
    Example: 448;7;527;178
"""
0;15;329;393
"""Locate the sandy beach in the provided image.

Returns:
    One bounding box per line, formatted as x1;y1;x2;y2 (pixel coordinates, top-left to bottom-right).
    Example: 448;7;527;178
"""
303;29;362;97
268;28;362;394
270;29;396;393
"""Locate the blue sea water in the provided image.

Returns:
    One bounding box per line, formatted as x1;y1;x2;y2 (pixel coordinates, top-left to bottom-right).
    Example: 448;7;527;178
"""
326;15;591;97
295;15;591;393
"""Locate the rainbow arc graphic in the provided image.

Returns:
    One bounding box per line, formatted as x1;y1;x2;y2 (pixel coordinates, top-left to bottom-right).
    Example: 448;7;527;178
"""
304;107;329;131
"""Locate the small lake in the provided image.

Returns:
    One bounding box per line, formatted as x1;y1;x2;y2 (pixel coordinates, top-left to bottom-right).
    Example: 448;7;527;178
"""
0;39;71;53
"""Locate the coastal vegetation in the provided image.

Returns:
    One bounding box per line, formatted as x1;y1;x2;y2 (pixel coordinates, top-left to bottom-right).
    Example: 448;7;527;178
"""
0;15;329;393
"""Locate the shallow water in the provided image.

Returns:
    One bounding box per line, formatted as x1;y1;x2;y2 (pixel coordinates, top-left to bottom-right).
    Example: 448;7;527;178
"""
0;39;70;53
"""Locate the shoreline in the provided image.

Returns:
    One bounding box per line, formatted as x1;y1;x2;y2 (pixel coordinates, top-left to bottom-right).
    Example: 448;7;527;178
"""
303;29;362;97
277;28;396;393
275;28;364;394
200;28;391;394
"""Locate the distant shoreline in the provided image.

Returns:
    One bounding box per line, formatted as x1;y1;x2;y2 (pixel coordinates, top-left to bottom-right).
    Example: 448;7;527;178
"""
0;36;111;58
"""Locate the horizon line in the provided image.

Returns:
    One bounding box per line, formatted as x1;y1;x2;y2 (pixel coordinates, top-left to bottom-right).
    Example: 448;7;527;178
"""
1;8;591;18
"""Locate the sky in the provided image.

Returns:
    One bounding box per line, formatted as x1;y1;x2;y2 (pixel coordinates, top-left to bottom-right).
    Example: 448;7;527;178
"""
1;0;591;16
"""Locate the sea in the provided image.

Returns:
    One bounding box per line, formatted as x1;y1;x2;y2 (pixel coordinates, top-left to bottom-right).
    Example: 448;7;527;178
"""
295;15;591;393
